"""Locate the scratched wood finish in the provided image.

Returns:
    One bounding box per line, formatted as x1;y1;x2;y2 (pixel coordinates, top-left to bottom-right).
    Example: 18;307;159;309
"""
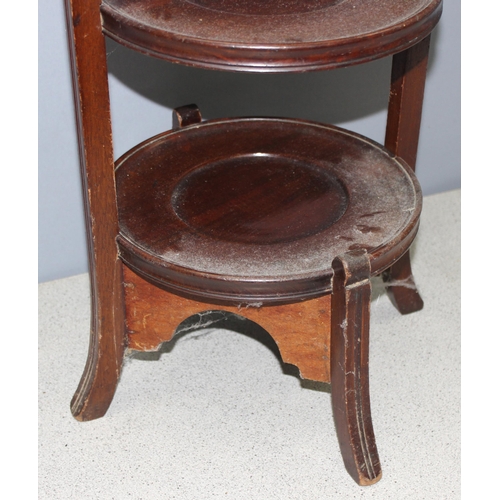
123;265;331;382
65;0;127;422
116;113;422;304
331;250;381;486
383;36;431;314
64;0;442;486
100;0;442;72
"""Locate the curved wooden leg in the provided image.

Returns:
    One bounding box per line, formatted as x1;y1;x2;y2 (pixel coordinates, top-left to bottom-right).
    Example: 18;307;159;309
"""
65;0;127;420
382;251;423;315
383;37;430;316
71;262;126;421
331;250;381;486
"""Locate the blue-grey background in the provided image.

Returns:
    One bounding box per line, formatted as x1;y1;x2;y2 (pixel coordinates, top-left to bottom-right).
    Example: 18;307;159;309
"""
39;1;460;283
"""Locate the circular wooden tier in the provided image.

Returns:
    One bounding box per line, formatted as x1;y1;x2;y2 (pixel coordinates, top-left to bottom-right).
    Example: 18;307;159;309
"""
115;117;422;303
101;0;442;72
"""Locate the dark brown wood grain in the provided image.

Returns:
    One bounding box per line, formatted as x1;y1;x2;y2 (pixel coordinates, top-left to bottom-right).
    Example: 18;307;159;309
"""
100;0;442;72
385;35;432;172
115;116;422;303
64;0;442;486
172;104;203;129
383;36;431;314
331;250;381;486
65;0;126;421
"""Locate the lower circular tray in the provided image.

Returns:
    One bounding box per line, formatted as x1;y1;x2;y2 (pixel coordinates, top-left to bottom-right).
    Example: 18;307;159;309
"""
116;117;421;303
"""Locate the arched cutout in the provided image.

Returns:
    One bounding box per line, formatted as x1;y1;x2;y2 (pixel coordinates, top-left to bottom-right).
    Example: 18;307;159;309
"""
130;309;300;379
123;266;332;383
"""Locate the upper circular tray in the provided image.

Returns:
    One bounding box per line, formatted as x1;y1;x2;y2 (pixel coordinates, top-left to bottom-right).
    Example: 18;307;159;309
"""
115;117;422;303
101;0;442;72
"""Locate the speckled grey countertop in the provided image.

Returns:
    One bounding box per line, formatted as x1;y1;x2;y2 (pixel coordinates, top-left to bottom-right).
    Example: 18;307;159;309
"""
39;189;460;499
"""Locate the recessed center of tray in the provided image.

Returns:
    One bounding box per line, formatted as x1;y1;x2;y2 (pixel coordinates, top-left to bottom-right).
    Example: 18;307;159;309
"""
172;154;348;245
187;0;338;16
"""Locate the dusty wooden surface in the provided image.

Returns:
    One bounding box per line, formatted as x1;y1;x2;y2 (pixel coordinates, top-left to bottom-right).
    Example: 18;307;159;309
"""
116;115;422;304
101;0;442;72
64;0;441;486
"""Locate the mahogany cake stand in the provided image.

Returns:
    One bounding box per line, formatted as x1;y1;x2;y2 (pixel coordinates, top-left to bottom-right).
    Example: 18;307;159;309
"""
64;0;443;486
